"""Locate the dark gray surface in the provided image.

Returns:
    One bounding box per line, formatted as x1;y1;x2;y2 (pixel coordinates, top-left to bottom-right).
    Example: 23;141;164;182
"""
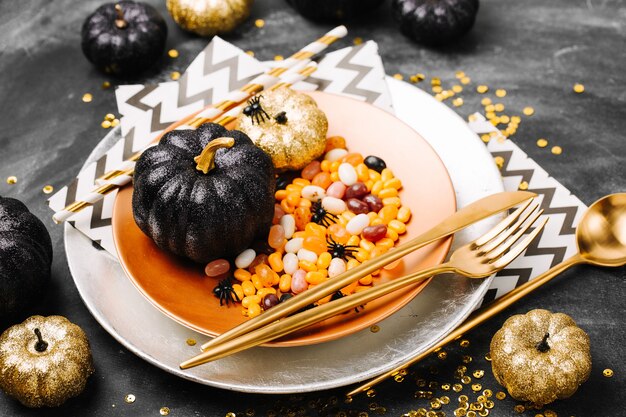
1;0;625;416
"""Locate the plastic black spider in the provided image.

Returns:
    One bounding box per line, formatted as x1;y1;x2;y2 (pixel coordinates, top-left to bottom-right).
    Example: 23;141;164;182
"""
326;236;359;261
243;95;270;125
311;201;337;227
213;276;239;306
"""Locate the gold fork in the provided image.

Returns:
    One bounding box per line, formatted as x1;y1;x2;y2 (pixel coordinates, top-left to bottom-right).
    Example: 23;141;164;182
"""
180;200;547;369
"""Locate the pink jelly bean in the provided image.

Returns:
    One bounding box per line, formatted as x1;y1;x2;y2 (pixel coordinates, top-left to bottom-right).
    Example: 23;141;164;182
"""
291;269;308;294
326;181;346;199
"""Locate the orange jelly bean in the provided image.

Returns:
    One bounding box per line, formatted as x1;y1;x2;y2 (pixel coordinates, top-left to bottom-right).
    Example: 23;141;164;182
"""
255;264;274;287
311;172;332;189
268;225;285;249
341;152;364;166
328;223;350;244
294;206;311;230
325;136;346;152
303;235;327;254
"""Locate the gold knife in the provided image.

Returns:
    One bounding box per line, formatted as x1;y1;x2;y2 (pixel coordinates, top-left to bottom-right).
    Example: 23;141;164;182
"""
187;191;536;362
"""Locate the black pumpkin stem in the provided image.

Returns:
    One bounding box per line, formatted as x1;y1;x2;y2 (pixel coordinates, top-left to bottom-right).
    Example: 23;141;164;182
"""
274;111;288;124
536;332;550;353
194;137;235;174
114;4;128;29
33;328;48;352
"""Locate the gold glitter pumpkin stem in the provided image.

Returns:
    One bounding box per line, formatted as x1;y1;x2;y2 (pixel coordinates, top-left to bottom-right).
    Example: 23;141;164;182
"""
194;137;235;174
114;4;128;29
33;328;48;352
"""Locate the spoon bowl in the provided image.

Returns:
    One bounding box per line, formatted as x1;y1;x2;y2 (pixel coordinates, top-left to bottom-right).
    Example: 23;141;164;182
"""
577;193;626;267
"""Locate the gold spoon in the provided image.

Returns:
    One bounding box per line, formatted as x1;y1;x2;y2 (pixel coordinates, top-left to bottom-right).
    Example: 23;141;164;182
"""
347;193;626;398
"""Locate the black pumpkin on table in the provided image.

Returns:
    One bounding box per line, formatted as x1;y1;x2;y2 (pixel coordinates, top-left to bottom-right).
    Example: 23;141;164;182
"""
0;196;53;320
81;1;167;76
132;123;276;264
392;0;479;46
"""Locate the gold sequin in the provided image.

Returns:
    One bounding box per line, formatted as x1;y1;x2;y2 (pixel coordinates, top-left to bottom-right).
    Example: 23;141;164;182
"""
274;55;284;61
478;410;489;417
440;396;450;405
495;89;506;97
42;185;54;194
101;120;112;129
573;83;585;93
494;103;505;112
485;104;495;112
453;98;464;107
104;113;115;121
438;351;448;360
393;73;404;80
495;392;506;400
500;115;510;124
494;156;504;169
519;181;529;190
459;395;469;403
455;71;466;78
125;394;136;404
462;356;472;364
484;353;492;361
536;138;548;148
551;146;563;155
255;19;265;28
441;384;451;391
476;85;488;94
482;389;492;397
394;374;405;382
430;399;442;410
6;176;17;185
452;85;463;93
431;77;441;86
460;76;471;85
160;407;170;415
370;325;380;333
523;107;535;116
245;50;255;56
455;409;467;417
353;37;363;45
186;338;197;346
102;81;111;89
168;49;179;58
481;98;492;106
467;412;477;417
468;114;478;122
481;134;491;143
461;376;472;384
366;389;376;397
485;401;494;409
170;71;181;80
544;410;557;417
514;405;525;413
453;384;463;392
603;368;614;377
511;116;521;124
432;86;443;93
226;413;237;417
111;118;120;127
82;93;93;103
471;384;482;392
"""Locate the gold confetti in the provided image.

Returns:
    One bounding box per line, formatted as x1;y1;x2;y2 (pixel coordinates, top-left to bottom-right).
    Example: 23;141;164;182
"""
514;405;525;413
104;113;115;121
455;71;466;78
476;85;488;93
393;73;404;80
168;49;179;58
551;146;563;155
438;351;448;360
102;81;111;89
432;85;443;93
499;115;510;124
519;181;529;190
494;103;505;112
511;116;521;124
573;83;585;93
370;325;380;333
473;370;485;379
111;119;120;127
125;394;136;404
255;19;265;28
462;355;473;364
226;413;237;417
603;368;614;377
481;134;491;143
394;374;405;382
82;93;93;103
455;409;467;417
353;37;363;45
495;392;506;400
6;176;17;185
245;50;255;57
441;384;451;391
101;120;112;129
460;76;471;85
523;107;535;116
544;410;557;417
537;138;548;148
160;407;170;415
494;156;504;168
452;85;463;93
453;384;463;392
495;89;506;97
441;396;451;405
468;114;478;122
467;412;477;417
170;71;181;80
274;55;284;61
461;376;472;384
42;185;54;194
483;389;492;397
453;98;464;107
366;389;376;397
481;98;492;106
431;77;441;86
186;338;197;346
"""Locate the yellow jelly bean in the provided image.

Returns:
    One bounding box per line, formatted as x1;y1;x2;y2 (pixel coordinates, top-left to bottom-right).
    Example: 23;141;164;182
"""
381;168;394;182
384;178;402;190
257;287;276;298
386;228;399;241
317;252;332;269
252;274;264;290
347;235;360;247
299;260;317;272
356;164;369;182
377;238;395;250
358;274;373;285
275;190;287;200
379;205;398;224
232;284;244;301
359;239;375;252
397;206;412;222
355;249;370;263
369;170;381;181
234;268;252;282
241;280;256;296
268;252;283;272
242;295;261;308
247;302;262;318
378;188;398;199
279;274;292;292
292;178;310;187
382;197;401;207
305;271;326;285
320;160;331;172
347;258;360;270
388;219;407;234
371;180;384;196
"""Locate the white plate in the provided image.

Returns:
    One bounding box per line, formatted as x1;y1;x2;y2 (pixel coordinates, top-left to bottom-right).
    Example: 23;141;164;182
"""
64;77;503;393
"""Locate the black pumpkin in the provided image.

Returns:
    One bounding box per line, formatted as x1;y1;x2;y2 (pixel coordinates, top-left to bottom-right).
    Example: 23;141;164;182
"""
392;0;479;46
132;123;276;263
81;1;167;76
286;0;385;21
0;197;53;319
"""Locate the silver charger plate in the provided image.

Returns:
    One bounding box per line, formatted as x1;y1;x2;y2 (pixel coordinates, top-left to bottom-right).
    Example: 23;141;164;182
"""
65;77;504;393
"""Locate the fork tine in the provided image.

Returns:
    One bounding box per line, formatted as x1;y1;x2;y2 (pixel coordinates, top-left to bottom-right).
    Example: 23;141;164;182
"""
478;202;540;254
473;198;534;247
492;217;548;268
485;208;544;261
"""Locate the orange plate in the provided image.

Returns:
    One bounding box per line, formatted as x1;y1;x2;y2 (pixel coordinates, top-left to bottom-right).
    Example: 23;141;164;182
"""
112;91;456;347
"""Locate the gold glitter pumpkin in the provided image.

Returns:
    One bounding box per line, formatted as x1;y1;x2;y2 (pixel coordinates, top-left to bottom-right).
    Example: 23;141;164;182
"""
0;315;94;408
237;88;328;171
490;309;591;406
166;0;253;36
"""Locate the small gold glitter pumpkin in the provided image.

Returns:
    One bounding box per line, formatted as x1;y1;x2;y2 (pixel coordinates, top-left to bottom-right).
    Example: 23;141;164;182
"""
237;87;329;171
490;309;591;406
0;315;94;408
166;0;253;36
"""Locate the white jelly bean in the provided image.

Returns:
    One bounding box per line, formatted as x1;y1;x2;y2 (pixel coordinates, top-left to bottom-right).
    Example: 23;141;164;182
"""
280;214;296;239
325;148;348;162
297;248;318;263
328;258;347;278
282;252;299;275
234;248;256;269
326;181;346;199
285;237;303;253
322;196;347;215
338;163;358;186
301;185;326;202
291;269;308;294
346;213;370;235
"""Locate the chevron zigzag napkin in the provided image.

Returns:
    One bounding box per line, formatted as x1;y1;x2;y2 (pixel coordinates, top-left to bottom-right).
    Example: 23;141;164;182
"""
49;36;587;307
